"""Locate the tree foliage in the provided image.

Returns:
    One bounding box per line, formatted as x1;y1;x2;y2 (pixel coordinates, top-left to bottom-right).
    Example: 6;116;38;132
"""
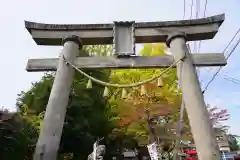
109;44;191;153
0;110;38;160
0;43;233;160
228;134;240;151
3;45;116;160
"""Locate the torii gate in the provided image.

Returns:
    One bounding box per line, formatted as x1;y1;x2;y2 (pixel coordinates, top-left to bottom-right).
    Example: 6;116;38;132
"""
25;14;226;160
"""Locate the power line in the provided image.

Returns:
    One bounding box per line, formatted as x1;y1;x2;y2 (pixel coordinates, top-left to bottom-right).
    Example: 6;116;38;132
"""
207;68;240;83
224;77;240;85
203;0;208;17
194;0;200;52
170;0;187;88
190;0;194;20
197;0;208;52
223;29;240;54
203;68;240;84
223;74;240;84
188;0;202;80
183;0;186;20
202;28;240;93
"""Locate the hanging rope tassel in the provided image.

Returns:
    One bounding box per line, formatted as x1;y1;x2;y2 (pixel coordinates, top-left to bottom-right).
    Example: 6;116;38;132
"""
62;55;181;89
140;85;147;96
157;77;164;87
103;86;110;97
86;79;92;89
121;88;127;99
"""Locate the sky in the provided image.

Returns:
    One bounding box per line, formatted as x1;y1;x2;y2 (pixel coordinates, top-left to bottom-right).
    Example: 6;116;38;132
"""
0;0;240;135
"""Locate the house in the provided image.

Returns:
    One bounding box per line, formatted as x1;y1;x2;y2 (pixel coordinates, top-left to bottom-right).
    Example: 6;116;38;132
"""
214;128;231;153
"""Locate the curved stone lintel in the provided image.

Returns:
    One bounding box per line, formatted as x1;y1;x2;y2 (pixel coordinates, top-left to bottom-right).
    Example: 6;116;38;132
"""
24;14;225;46
25;14;224;31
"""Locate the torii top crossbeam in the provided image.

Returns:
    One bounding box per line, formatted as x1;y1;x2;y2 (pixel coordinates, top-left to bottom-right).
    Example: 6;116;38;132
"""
25;14;224;46
25;14;227;72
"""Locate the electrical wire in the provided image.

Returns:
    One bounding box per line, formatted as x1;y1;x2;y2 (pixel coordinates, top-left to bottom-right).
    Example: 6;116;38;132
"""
183;0;186;20
197;0;208;52
224;77;240;85
190;0;194;20
194;0;205;81
188;0;201;79
203;68;240;84
203;28;240;93
169;0;187;88
193;0;200;52
203;0;208;17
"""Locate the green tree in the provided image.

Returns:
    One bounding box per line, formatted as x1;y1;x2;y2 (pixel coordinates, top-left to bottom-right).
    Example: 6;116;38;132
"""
109;43;191;155
228;134;240;151
0;109;38;160
1;43;194;160
15;45;117;159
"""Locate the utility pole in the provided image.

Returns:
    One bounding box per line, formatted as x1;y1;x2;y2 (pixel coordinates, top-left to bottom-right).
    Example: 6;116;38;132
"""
166;33;220;160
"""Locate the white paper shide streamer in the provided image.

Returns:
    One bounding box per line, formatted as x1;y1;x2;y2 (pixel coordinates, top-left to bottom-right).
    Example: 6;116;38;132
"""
147;142;160;160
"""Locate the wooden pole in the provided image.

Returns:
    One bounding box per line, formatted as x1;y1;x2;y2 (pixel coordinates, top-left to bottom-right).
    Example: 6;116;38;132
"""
166;32;220;160
33;35;82;160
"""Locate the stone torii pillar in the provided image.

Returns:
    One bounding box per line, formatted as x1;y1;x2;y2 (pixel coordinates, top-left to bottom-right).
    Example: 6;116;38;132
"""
33;36;82;160
24;14;226;160
166;33;220;160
